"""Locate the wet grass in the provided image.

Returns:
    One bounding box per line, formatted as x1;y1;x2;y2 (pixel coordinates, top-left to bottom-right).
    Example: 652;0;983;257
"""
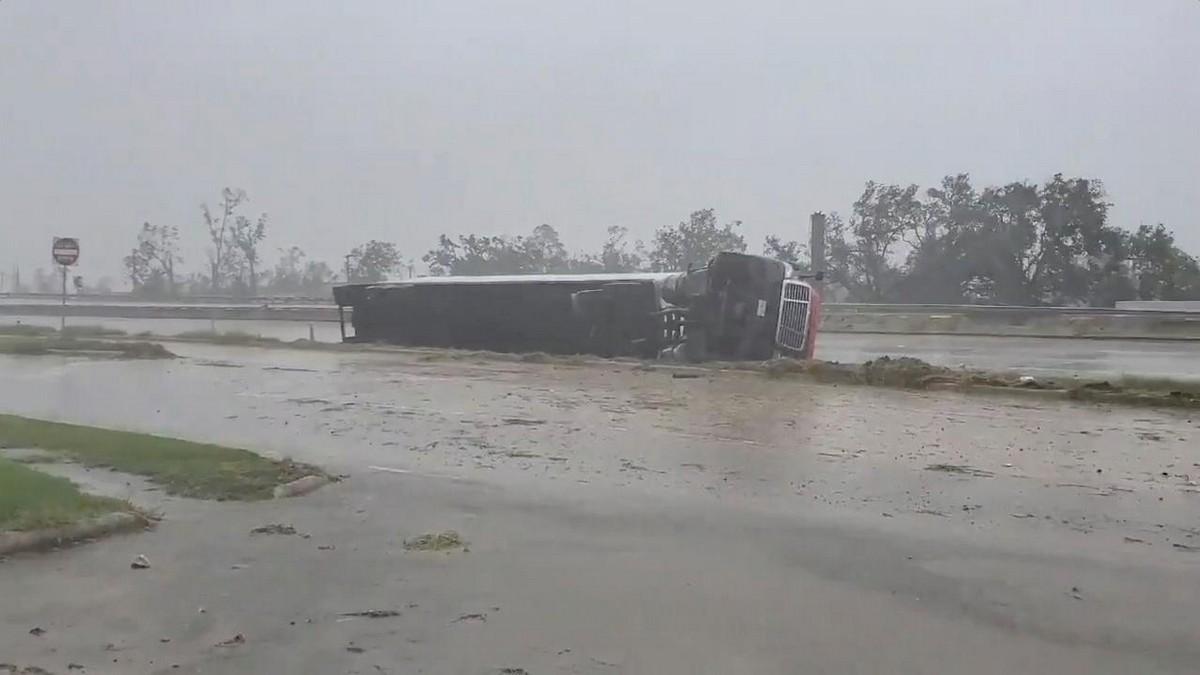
0;457;132;532
403;530;467;552
173;330;281;345
61;325;128;337
0;415;321;501
0;335;174;359
759;356;1200;409
0;323;128;338
0;323;57;337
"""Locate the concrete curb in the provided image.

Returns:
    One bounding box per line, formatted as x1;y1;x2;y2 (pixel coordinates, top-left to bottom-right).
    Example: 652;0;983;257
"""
273;474;330;499
0;511;150;556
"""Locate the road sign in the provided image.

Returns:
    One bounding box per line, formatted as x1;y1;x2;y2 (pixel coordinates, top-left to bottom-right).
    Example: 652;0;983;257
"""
52;237;80;266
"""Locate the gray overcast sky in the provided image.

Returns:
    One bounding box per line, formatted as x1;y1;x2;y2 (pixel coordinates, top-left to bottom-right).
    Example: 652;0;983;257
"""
2;0;1198;286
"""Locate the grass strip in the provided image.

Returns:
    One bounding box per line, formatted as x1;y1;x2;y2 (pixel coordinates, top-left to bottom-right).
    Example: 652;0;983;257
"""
0;335;173;359
0;457;131;532
0;415;320;501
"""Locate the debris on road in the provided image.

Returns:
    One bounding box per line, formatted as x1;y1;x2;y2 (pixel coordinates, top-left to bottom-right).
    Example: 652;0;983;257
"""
250;524;298;536
452;612;487;624
403;530;467;552
1172;543;1200;553
339;610;401;619
1;666;56;675
214;633;245;648
925;463;994;478
27;627;45;636
501;417;546;426
130;554;151;569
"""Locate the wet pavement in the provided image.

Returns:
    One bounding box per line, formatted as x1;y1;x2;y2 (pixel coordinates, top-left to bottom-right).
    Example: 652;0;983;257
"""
9;312;1200;380
2;344;1200;673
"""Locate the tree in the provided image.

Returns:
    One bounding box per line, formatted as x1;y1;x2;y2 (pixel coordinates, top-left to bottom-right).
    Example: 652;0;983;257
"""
567;226;645;273
965;174;1116;305
123;222;182;298
423;224;580;276
201;187;247;292
762;235;807;269
1127;224;1200;301
230;213;268;295
648;209;746;271
268;246;337;296
347;240;401;282
824;183;915;301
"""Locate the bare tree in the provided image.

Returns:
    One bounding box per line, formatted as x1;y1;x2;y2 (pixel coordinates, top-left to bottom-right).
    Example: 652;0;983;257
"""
201;187;247;292
230;213;268;295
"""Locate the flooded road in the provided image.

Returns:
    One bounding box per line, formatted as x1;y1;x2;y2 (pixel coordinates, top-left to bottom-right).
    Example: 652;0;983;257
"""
9;312;1200;380
2;344;1200;673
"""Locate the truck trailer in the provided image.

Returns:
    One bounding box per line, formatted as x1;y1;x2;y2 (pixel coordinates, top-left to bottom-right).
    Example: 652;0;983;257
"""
332;251;820;362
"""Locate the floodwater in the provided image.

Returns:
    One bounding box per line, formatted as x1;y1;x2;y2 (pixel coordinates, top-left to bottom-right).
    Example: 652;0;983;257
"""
1;342;1197;544
2;343;1200;673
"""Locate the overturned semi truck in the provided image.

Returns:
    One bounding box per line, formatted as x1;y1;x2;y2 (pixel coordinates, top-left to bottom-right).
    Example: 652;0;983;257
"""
332;251;820;362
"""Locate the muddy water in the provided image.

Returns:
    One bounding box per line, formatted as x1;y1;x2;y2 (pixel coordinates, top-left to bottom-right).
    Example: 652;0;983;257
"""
2;342;1198;554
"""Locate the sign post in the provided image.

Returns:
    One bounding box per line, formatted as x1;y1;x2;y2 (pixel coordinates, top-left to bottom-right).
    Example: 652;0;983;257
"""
52;238;80;330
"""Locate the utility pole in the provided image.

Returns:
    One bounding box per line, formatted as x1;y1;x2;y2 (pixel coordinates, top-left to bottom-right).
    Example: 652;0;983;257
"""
344;254;353;283
810;212;826;290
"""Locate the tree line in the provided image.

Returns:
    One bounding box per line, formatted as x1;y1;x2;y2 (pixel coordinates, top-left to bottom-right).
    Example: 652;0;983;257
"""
115;175;1199;306
123;187;404;297
824;174;1199;305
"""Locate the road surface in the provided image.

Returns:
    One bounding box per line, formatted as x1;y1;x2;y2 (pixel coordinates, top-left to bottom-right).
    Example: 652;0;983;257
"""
1;343;1199;673
8;311;1200;380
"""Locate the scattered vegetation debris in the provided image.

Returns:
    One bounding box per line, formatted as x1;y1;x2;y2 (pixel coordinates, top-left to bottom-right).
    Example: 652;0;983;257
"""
1124;537;1148;544
130;555;151;569
499;668;530;675
250;523;298;536
671;372;702;379
403;530;467;552
215;633;245;647
340;610;401;619
318;544;336;551
925;463;994;478
501;417;546;426
28;627;46;636
452;613;487;624
1136;431;1164;441
345;644;365;654
1172;543;1200;553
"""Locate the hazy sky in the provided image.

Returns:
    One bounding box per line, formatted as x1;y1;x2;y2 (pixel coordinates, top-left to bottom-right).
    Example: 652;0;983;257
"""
2;1;1198;286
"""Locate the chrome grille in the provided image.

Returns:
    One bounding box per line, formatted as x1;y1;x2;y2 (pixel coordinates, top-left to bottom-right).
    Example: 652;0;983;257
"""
775;280;811;354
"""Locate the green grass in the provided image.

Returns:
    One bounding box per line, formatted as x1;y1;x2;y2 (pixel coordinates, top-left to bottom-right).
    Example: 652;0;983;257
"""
0;324;128;338
0;336;174;359
0;457;130;531
0;415;320;501
61;325;128;337
173;330;280;345
0;323;58;337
